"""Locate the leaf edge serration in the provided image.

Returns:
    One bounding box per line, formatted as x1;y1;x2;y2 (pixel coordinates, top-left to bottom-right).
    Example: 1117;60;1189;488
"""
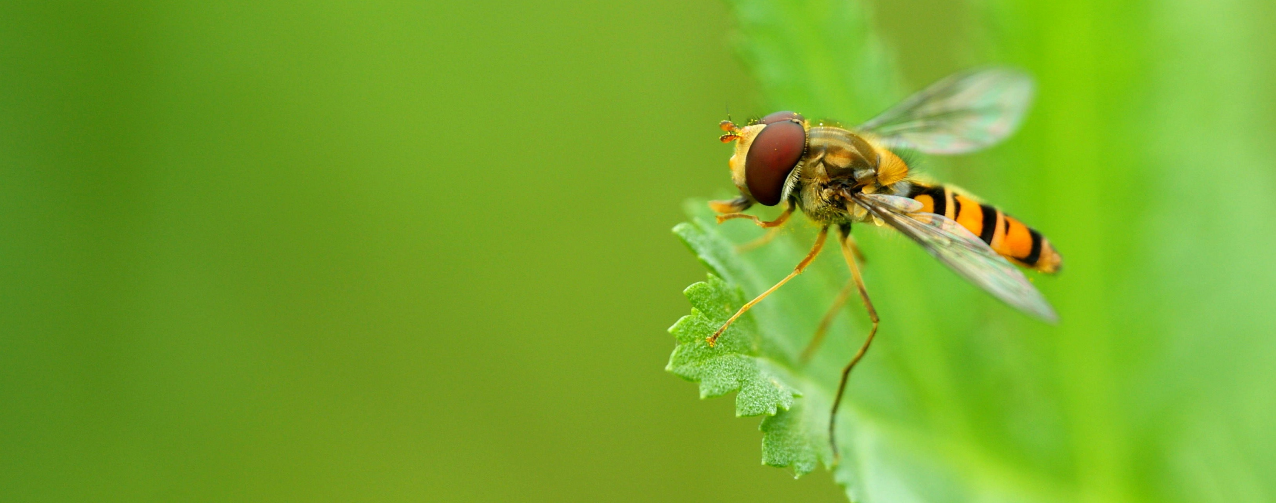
666;216;823;476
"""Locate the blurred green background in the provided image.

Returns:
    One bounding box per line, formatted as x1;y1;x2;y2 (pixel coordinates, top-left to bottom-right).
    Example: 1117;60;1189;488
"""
2;0;1275;502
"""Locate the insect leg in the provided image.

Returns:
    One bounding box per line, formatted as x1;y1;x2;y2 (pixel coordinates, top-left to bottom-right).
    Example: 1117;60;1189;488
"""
801;278;853;363
829;224;879;461
708;196;752;214
846;233;867;263
800;233;867;361
725;202;794;253
736;225;784;253
706;225;828;347
716;200;793;228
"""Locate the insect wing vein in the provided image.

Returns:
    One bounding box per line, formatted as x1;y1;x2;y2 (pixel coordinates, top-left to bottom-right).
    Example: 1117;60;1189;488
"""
855;68;1034;155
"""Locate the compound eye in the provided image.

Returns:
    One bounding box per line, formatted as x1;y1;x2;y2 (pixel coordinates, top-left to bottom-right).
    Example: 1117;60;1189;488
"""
745;120;806;206
759;111;805;125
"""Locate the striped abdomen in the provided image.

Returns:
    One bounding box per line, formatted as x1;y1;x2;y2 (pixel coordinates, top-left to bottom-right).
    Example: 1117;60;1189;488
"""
907;184;1062;273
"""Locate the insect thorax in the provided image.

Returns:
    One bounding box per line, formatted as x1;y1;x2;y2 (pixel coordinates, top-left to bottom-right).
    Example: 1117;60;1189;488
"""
793;127;911;224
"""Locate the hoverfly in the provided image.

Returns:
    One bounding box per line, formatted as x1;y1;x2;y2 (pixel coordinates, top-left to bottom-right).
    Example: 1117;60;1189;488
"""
706;68;1061;457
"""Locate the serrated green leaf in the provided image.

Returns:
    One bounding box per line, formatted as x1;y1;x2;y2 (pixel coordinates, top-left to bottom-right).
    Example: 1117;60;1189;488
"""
668;217;826;473
669;199;1071;498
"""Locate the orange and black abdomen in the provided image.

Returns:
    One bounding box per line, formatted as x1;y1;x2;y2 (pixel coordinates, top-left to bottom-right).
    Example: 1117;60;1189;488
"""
908;184;1062;273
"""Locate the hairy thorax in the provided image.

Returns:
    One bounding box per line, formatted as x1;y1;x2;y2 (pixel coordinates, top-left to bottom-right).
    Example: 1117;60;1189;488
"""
794;127;912;225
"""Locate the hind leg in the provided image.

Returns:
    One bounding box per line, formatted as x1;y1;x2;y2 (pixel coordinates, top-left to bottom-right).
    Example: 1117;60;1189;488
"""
828;224;879;461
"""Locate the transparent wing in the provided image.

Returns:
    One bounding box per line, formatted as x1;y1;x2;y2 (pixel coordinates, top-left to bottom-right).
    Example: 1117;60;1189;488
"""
856;68;1034;155
854;193;1058;322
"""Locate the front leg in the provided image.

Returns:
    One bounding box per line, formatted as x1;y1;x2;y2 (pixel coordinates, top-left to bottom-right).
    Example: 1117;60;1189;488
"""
708;195;752;214
707;225;829;347
716;200;793;228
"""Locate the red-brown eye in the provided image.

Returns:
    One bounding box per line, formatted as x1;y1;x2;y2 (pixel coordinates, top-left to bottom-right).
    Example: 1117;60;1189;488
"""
759;111;805;124
745;120;806;206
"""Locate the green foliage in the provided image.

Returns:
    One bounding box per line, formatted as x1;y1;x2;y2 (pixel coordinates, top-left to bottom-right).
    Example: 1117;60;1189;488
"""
669;0;1276;501
668;202;1067;501
667;218;822;475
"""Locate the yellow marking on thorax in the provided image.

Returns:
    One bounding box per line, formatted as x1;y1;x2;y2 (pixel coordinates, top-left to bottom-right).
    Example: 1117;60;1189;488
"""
875;148;909;186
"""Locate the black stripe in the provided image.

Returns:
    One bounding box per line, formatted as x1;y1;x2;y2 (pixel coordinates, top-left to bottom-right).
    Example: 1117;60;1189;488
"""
979;205;998;244
1003;215;1010;235
1024;228;1043;266
951;191;962;220
922;186;945;217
